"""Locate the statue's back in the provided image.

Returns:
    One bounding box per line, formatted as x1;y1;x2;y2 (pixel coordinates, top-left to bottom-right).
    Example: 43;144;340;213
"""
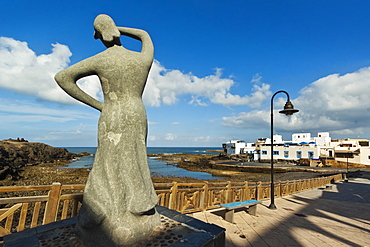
93;46;152;103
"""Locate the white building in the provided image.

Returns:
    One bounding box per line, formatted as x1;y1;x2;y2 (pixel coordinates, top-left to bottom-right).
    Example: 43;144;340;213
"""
314;132;331;146
222;140;247;155
257;144;321;161
292;132;331;145
222;133;370;166
264;135;284;145
332;139;370;165
292;133;312;144
253;132;335;161
244;142;255;155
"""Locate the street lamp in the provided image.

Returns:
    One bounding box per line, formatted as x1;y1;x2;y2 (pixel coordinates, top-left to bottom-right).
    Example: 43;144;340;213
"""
344;150;350;182
269;90;299;210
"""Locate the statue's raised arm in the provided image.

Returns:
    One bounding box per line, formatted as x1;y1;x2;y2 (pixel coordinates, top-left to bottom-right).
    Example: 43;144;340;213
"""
117;27;154;59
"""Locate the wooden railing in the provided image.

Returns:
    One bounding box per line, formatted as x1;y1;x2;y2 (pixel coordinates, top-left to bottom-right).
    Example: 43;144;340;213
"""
155;173;342;213
0;173;342;236
0;183;84;236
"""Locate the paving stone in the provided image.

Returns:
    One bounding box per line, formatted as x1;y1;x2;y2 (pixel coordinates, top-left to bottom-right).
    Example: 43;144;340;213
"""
191;174;370;247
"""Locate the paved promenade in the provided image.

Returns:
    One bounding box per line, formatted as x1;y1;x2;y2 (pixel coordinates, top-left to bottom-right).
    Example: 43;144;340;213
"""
189;171;370;247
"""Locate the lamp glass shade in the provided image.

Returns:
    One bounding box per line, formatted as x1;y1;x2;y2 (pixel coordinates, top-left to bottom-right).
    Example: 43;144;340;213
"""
279;101;299;116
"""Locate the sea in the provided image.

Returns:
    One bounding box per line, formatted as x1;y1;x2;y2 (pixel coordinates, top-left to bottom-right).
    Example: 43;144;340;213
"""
63;147;223;180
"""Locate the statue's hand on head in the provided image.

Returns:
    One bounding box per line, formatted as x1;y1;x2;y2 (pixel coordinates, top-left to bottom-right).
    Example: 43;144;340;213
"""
93;14;154;64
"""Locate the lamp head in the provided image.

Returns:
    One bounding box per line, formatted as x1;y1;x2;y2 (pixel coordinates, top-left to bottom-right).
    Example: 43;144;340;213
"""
279;101;299;116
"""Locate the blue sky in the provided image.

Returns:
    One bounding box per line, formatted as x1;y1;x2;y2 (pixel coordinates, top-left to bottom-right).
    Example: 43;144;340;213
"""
1;1;370;147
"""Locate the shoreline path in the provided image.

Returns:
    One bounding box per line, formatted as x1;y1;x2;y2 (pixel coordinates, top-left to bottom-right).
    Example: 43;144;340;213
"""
189;171;370;247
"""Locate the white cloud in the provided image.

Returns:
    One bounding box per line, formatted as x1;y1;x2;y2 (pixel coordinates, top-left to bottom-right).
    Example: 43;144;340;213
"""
0;99;99;145
0;37;270;109
0;98;95;121
148;121;159;125
191;136;211;142
0;119;92;146
75;76;103;103
331;128;360;136
189;96;208;106
222;67;370;137
164;133;176;141
144;60;271;108
33;124;97;145
0;37;102;105
1;114;74;123
297;67;370;111
172;122;180;125
148;135;156;141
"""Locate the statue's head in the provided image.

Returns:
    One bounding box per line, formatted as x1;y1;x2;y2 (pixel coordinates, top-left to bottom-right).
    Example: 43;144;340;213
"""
94;14;121;47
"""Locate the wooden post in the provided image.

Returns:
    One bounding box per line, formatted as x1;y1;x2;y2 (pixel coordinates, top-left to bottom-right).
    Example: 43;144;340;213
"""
244;181;250;200
226;181;232;203
5;214;14;233
169;182;178;210
31;202;41;228
43;182;62;224
71;199;79;217
277;182;282;197
257;181;262;201
293;180;297;193
61;200;70;220
200;182;209;211
17;203;28;232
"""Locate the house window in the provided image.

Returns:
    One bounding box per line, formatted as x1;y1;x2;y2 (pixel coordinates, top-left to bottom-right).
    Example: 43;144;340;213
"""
284;151;289;158
273;151;279;155
297;151;302;158
308;151;314;159
262;151;267;155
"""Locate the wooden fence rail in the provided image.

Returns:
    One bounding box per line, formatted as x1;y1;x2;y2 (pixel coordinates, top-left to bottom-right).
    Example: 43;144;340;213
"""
0;173;343;237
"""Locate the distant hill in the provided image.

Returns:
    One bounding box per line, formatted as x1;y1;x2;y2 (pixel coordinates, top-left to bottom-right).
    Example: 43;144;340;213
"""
0;138;77;180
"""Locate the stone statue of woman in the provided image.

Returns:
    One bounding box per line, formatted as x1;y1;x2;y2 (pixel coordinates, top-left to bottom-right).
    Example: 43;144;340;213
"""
55;14;160;246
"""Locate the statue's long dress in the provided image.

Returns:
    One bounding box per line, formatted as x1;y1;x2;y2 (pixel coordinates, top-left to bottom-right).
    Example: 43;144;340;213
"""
75;46;160;246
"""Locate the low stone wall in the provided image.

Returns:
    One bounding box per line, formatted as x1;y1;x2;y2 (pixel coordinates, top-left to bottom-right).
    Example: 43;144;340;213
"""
323;159;369;168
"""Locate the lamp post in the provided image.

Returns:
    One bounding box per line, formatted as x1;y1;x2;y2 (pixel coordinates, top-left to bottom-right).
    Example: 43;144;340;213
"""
269;90;299;210
344;150;350;182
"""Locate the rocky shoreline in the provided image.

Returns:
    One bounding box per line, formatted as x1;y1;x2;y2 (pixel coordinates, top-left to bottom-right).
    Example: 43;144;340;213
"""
0;162;344;187
152;152;345;183
0;142;349;186
0;138;89;184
